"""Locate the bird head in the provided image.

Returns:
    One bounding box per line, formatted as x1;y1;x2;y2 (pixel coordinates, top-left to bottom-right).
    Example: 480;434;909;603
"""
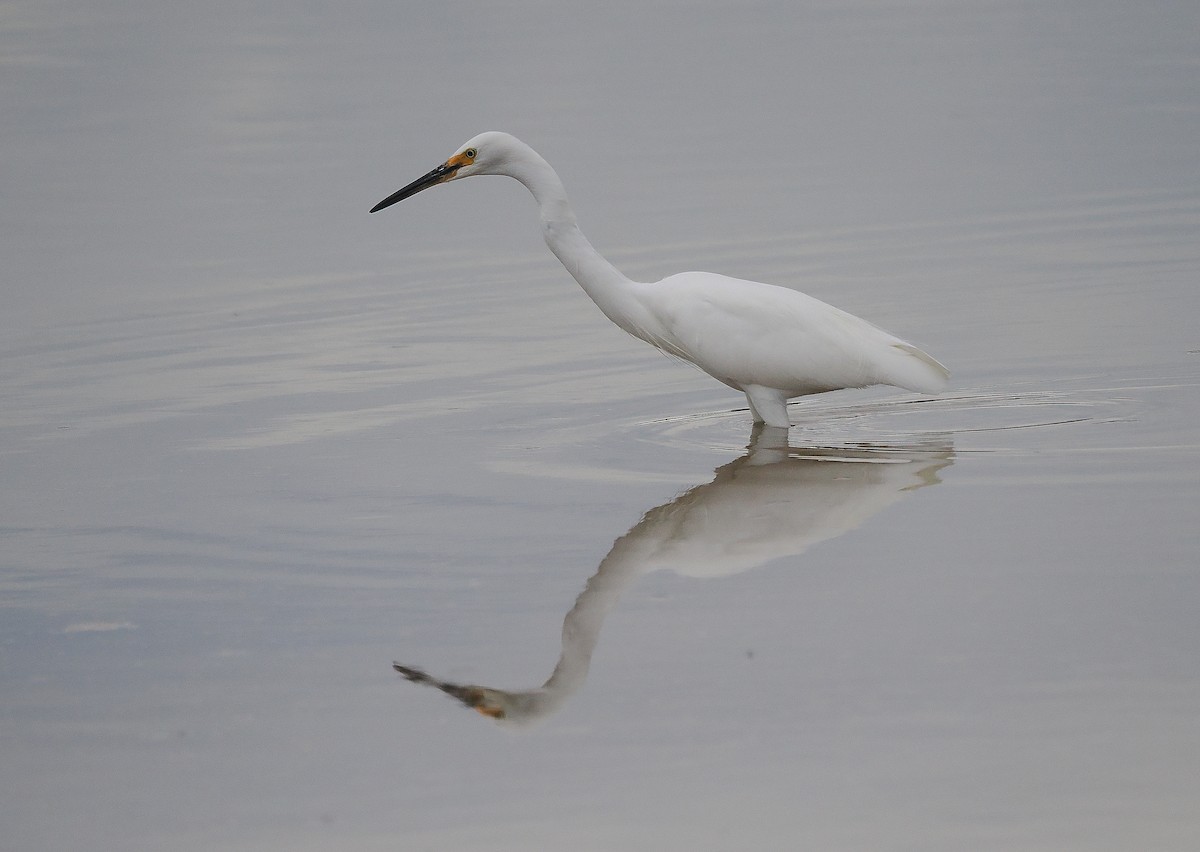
393;662;554;726
370;131;517;213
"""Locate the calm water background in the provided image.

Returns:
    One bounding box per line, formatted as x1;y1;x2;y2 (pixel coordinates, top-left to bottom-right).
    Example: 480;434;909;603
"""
3;1;1199;850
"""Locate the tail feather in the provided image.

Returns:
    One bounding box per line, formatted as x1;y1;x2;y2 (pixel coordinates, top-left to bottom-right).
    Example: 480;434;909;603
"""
885;342;950;394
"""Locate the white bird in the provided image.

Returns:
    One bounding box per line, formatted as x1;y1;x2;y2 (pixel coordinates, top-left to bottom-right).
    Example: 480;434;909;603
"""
370;132;948;428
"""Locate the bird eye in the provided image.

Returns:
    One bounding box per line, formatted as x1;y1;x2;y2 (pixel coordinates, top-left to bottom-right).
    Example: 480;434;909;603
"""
464;148;477;160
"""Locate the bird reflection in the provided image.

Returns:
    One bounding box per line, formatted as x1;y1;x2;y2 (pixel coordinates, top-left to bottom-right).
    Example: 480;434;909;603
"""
395;425;953;725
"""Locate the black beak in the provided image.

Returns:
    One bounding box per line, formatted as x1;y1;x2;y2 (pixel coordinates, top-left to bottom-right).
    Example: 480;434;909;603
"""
370;163;459;213
393;663;506;718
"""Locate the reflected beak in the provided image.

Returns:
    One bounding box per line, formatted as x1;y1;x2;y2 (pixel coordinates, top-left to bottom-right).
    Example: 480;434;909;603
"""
393;663;508;719
370;161;459;213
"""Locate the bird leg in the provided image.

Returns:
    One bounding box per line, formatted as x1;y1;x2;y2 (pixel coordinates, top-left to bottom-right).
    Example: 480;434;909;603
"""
743;385;791;429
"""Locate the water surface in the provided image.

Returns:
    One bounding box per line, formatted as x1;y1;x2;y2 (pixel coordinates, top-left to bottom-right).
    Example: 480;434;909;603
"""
2;2;1199;850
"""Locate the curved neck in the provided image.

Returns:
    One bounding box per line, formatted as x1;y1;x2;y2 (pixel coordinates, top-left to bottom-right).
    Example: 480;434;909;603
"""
506;148;650;339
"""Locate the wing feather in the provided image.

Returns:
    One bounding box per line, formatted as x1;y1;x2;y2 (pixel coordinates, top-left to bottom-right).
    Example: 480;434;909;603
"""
632;272;947;396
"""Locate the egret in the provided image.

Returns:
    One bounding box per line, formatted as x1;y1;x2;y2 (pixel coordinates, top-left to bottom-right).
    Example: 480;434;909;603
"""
370;132;948;428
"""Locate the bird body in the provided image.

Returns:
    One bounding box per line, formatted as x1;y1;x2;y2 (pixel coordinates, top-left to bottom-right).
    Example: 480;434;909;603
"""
371;132;948;428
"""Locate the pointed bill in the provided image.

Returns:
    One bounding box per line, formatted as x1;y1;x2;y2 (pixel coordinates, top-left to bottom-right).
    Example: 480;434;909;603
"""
370;150;477;213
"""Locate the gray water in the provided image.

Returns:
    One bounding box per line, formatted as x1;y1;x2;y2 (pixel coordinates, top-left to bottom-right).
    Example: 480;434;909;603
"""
3;2;1199;850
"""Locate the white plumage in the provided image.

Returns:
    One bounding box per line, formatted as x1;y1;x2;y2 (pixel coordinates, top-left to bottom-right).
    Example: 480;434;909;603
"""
371;132;948;428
